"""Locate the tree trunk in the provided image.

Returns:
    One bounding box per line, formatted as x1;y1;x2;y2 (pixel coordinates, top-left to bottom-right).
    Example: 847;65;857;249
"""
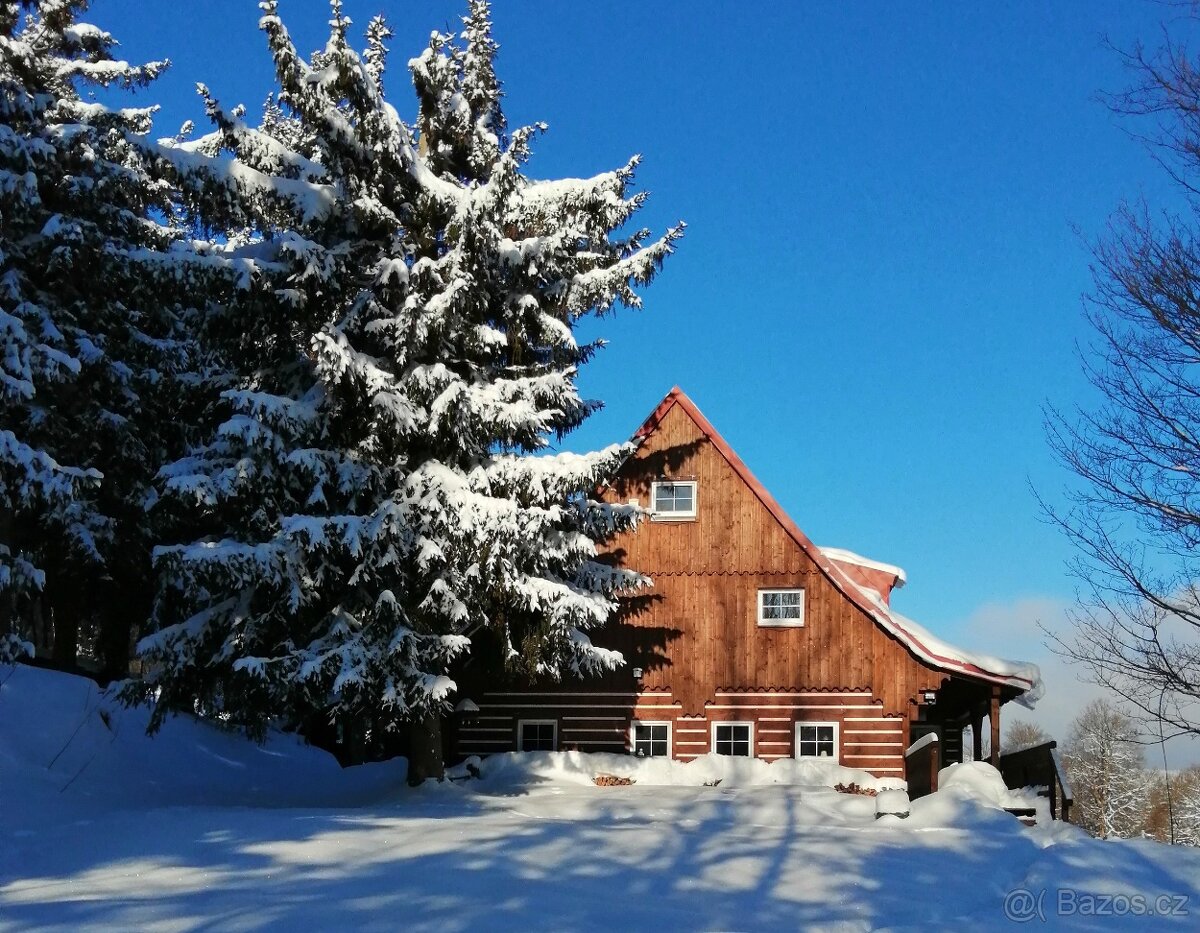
0;508;12;643
407;714;445;785
0;579;11;651
96;567;148;682
96;613;132;682
49;578;79;669
31;596;46;656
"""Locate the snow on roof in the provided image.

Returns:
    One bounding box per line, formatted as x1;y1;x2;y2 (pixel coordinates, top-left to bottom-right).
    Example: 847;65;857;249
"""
819;546;908;587
631;387;1044;706
840;574;1044;709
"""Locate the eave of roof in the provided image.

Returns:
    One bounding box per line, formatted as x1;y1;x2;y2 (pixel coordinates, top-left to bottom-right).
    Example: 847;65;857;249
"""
630;386;1041;701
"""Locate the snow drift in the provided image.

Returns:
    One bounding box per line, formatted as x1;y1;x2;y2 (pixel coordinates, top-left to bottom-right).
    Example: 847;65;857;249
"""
4;664;1200;932
457;749;906;791
0;663;407;828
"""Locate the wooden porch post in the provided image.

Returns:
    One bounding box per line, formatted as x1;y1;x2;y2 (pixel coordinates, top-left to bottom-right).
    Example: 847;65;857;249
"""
989;686;1001;768
971;711;983;762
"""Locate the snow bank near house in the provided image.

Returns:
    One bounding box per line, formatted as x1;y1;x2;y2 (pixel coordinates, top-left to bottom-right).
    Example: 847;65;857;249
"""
927;760;1045;814
0;663;407;828
874;788;910;815
938;760;1013;805
460;749;906;791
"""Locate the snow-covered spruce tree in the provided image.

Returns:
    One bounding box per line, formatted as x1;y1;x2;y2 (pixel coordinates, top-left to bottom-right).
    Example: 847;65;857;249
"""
135;0;682;778
0;1;206;674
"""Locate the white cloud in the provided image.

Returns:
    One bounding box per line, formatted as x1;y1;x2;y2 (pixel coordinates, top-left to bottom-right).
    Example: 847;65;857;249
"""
955;596;1200;769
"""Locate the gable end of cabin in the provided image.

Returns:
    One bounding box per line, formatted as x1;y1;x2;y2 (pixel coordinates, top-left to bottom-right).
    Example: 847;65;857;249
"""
451;389;1038;781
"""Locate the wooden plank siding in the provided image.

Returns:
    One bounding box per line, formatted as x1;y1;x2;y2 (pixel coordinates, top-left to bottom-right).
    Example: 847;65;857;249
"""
596;403;950;720
451;396;976;779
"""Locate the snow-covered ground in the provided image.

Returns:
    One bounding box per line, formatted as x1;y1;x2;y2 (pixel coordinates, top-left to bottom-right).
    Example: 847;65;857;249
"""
3;665;1199;931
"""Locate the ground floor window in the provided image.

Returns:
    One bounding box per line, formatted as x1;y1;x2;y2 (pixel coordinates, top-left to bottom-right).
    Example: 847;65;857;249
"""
519;720;557;752
712;722;753;757
796;722;839;761
632;721;671;758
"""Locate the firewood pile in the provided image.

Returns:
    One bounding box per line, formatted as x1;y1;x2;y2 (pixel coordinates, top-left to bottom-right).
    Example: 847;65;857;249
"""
593;774;635;786
834;782;878;797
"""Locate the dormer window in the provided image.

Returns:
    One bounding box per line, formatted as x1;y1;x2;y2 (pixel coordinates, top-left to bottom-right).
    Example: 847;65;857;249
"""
650;481;697;520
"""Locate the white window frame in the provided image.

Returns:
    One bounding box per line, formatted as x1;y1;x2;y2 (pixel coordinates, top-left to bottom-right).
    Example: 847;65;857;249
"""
630;720;672;758
518;719;557;752
650;480;698;520
711;721;754;757
795;721;840;762
757;588;806;627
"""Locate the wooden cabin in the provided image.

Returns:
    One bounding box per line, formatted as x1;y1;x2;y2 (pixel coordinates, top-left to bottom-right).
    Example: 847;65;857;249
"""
451;387;1042;782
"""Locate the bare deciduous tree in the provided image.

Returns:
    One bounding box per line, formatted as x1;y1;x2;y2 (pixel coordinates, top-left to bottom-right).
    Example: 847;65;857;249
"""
1147;765;1200;845
1045;26;1200;741
1003;720;1051;754
1180;774;1200;846
1064;699;1152;839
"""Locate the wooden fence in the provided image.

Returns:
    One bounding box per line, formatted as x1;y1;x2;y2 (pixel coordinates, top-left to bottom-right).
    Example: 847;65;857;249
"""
998;740;1073;822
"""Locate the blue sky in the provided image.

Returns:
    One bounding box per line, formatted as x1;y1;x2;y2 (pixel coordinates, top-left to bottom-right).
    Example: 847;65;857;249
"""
89;1;1197;755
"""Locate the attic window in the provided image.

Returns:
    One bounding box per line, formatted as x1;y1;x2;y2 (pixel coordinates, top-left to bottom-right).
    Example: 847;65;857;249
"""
650;481;697;520
758;589;805;627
